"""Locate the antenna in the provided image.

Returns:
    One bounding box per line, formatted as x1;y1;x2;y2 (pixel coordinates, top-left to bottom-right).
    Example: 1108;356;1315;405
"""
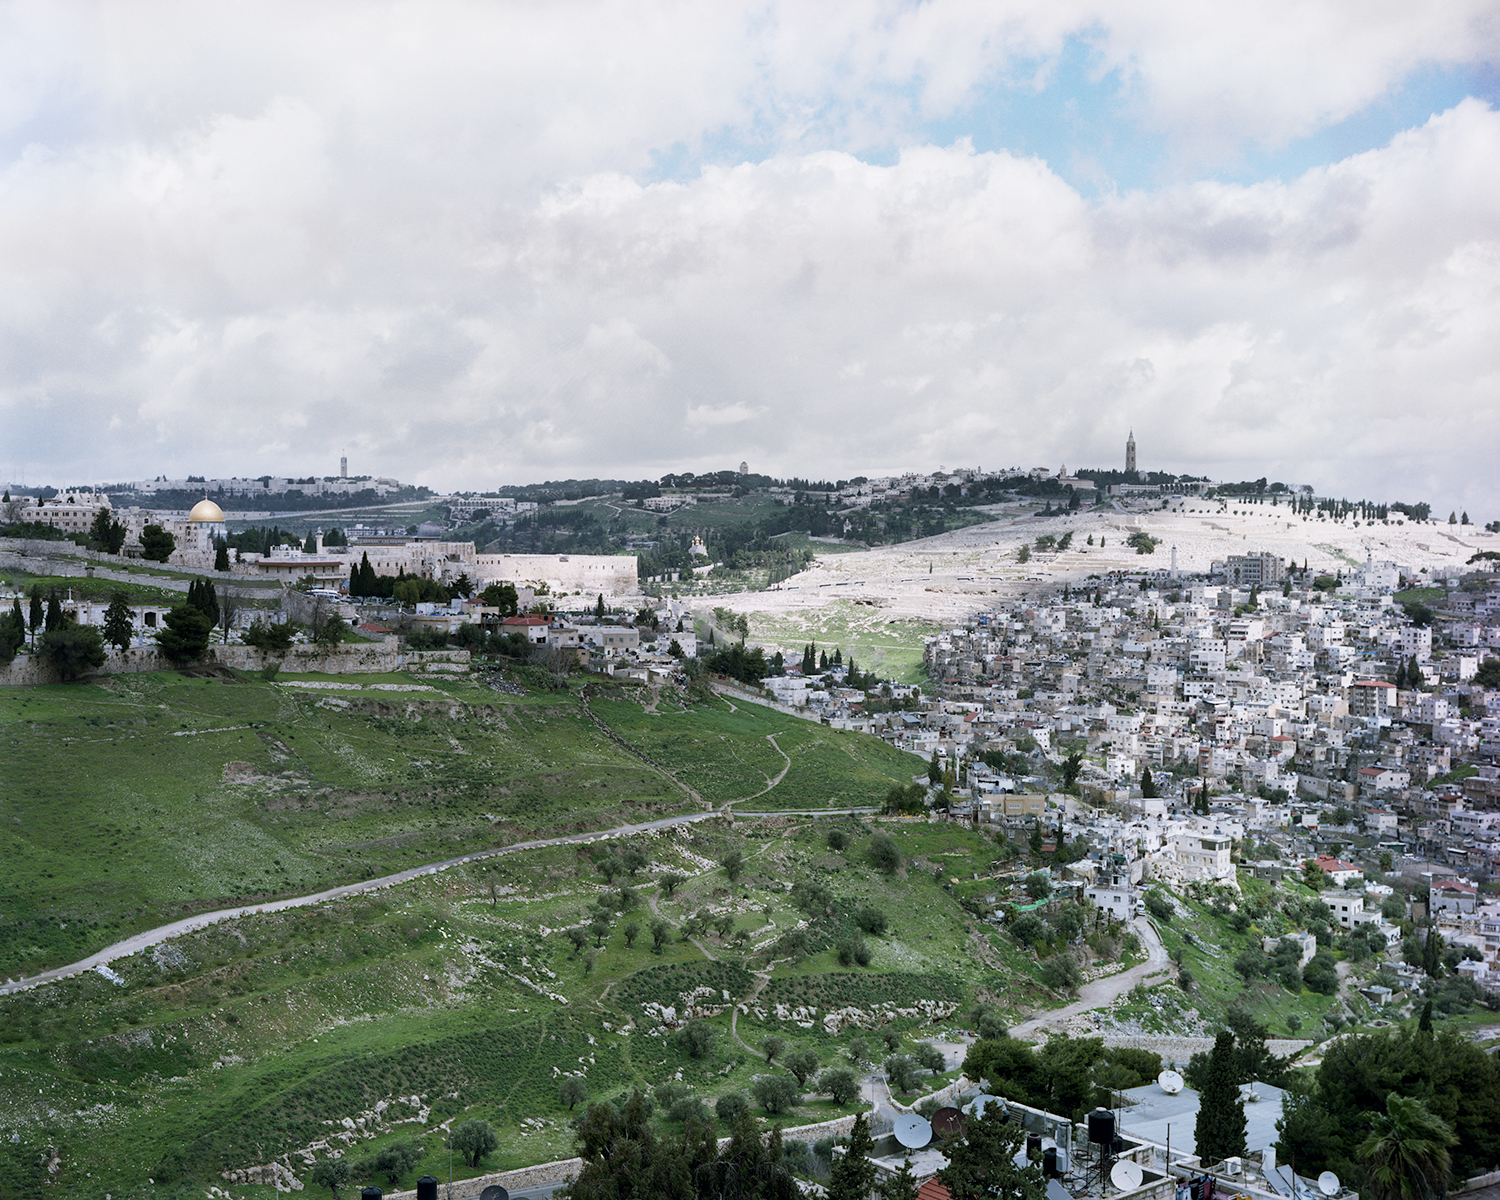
1318;1172;1341;1196
895;1113;932;1150
1111;1160;1144;1192
1157;1069;1184;1094
479;1188;510;1200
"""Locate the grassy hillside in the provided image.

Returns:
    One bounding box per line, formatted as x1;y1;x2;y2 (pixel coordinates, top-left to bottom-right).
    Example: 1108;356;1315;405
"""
0;779;1058;1199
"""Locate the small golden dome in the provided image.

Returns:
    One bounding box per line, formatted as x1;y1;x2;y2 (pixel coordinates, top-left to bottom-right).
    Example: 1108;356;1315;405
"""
188;498;225;523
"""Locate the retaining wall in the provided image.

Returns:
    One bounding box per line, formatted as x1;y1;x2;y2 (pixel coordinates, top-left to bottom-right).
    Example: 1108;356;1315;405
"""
379;1109;869;1200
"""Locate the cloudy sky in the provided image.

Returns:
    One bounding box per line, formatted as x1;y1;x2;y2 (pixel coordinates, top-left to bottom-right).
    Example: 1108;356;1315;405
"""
3;1;1498;513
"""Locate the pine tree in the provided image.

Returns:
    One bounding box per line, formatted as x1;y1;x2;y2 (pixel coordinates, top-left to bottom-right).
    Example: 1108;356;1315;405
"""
303;532;317;553
1194;1030;1248;1165
877;1156;920;1200
936;1095;1045;1200
827;1112;876;1200
103;592;134;654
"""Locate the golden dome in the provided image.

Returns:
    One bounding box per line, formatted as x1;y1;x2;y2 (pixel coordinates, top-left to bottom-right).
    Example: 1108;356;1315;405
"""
188;498;225;523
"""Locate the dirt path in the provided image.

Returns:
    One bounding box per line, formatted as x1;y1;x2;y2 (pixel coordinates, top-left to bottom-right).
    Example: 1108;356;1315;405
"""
1009;917;1172;1040
730;969;776;1058
577;687;705;807
721;732;795;809
1;809;725;995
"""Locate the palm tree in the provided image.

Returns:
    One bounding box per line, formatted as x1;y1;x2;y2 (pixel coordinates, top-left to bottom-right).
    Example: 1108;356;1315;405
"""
1357;1093;1458;1200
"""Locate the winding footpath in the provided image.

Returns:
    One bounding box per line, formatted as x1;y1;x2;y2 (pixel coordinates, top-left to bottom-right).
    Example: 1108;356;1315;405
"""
1008;916;1172;1040
1;810;724;996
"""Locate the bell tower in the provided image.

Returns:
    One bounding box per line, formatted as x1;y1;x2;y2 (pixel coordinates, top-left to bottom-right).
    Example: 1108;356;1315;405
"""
1126;429;1136;474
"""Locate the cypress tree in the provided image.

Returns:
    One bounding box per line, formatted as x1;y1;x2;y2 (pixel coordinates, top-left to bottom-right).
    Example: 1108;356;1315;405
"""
827;1112;876;1200
1422;923;1441;978
1194;1030;1248;1165
1418;1000;1434;1033
214;538;230;572
28;589;42;641
45;595;64;632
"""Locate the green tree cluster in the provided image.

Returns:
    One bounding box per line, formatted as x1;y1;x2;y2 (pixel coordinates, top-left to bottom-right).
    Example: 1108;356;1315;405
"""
1277;1027;1500;1187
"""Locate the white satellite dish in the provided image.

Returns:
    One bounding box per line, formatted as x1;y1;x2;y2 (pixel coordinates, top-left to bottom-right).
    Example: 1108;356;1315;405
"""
1318;1172;1341;1196
1158;1070;1184;1095
966;1093;1006;1119
1111;1160;1145;1192
895;1113;933;1150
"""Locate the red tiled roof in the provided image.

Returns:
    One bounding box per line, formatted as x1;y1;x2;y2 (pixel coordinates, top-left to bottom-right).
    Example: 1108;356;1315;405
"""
918;1181;952;1200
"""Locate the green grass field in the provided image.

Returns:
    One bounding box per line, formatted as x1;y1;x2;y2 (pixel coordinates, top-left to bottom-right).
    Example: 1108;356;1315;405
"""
0;779;1055;1200
589;691;924;808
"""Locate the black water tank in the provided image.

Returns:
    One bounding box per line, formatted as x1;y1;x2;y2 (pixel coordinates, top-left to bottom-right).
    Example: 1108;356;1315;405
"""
416;1176;439;1200
1027;1133;1042;1159
361;1189;383;1200
1088;1108;1116;1146
1043;1147;1059;1178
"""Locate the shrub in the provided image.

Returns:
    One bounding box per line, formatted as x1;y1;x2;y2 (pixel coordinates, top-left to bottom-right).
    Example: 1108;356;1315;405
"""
752;1073;801;1114
450;1119;498;1168
679;1018;715;1059
854;905;889;936
885;1054;920;1094
784;1048;820;1086
835;936;871;967
763;1035;786;1064
1143;890;1174;923
1024;871;1052;899
868;833;902;874
915;1043;946;1074
716;1092;751;1122
819;1068;861;1105
1010;913;1048;948
559;1077;588;1109
827;829;850;851
309;1157;351;1199
1041;953;1082;993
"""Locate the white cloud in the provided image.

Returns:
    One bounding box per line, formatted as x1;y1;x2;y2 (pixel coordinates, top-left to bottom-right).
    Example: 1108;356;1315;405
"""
0;4;1495;515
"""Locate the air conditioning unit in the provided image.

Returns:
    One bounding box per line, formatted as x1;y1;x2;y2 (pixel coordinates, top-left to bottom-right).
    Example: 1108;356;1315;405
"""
1224;1158;1243;1176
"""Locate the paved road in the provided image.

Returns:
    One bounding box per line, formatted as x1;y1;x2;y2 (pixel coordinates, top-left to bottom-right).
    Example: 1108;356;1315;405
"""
1009;917;1171;1040
1;810;724;995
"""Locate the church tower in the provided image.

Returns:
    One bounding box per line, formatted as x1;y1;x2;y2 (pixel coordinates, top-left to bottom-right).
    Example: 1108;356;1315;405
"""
1126;430;1136;474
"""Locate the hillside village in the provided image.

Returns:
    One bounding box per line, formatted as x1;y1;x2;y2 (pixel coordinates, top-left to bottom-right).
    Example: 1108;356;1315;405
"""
3;461;1500;1200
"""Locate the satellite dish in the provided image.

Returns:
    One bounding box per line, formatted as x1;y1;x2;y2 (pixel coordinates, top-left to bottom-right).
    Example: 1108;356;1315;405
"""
1158;1070;1184;1094
479;1188;510;1200
966;1092;1005;1118
895;1113;933;1149
931;1106;966;1139
1111;1160;1145;1192
1318;1172;1341;1196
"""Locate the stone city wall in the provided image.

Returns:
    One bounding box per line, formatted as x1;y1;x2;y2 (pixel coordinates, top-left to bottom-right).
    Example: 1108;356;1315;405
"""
0;642;470;687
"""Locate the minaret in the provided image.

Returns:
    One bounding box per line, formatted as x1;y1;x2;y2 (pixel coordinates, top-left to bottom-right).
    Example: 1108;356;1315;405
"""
1170;545;1178;580
1126;430;1136;474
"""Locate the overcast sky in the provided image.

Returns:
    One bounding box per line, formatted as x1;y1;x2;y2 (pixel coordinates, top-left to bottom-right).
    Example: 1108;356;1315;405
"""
3;2;1498;514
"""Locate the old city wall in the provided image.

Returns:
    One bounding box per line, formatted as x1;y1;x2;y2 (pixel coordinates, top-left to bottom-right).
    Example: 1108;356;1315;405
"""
0;642;471;687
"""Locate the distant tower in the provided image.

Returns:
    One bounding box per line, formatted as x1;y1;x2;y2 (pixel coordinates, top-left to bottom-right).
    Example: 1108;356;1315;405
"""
340;455;348;478
738;461;748;475
1170;545;1178;580
1126;430;1136;474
